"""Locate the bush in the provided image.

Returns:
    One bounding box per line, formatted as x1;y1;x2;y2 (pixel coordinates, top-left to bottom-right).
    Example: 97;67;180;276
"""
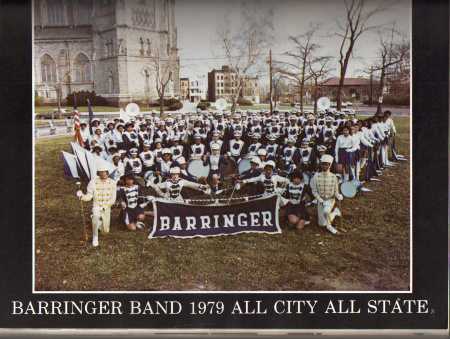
197;102;211;110
237;97;253;106
169;102;183;111
35;94;44;107
66;91;109;106
151;98;182;107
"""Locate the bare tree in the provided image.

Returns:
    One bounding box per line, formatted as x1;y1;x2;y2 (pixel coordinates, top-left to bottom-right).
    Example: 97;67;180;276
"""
372;24;410;114
334;0;390;110
308;56;334;114
149;46;177;117
281;24;321;113
215;1;274;112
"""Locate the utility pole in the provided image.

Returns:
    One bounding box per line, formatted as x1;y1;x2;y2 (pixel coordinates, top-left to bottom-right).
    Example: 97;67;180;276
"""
269;50;273;113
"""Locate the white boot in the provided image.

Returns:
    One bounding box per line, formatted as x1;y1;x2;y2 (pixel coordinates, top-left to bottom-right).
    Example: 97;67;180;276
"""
326;225;339;235
92;235;99;247
332;207;341;219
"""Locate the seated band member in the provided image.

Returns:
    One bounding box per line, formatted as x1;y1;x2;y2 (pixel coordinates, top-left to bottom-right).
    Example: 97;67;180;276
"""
310;154;343;235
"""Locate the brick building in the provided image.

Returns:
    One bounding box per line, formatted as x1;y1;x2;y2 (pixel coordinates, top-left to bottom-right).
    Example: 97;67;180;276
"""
34;0;180;106
318;77;379;102
207;66;259;104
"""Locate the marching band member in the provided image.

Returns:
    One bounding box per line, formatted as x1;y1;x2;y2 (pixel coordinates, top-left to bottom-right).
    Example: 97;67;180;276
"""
123;122;139;153
283;168;312;230
124;148;144;178
335;125;358;181
153;167;209;201
237;160;289;197
91;144;108;161
265;134;282;163
77;167;117;246
139;141;156;180
170;136;186;161
281;137;299;170
245;133;263;157
202;144;229;193
303;114;319;144
299;138;314;172
116;170;154;232
228;130;245;163
138;121;152;152
79;120;90;149
174;156;206;183
152;138;164;163
111;154;125;183
310;154;343;235
114;123;125;151
207;130;224;155
103;122;116;150
189;134;206;159
153;148;173;182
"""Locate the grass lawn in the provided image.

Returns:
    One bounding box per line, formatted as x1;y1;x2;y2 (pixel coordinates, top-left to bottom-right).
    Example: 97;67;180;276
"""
34;106;169;114
34;116;410;291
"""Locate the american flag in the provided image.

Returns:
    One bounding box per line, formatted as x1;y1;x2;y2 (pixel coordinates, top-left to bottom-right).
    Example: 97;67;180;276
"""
73;91;84;147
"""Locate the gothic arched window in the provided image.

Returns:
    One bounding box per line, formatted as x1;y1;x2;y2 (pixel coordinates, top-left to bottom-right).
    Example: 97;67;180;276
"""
40;54;57;83
143;69;150;93
75;53;91;82
108;69;114;94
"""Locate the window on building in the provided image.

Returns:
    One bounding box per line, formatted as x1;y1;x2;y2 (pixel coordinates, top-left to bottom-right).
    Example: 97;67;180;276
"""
75;53;91;82
77;0;92;25
139;38;144;55
143;69;150;93
146;39;151;55
47;0;65;25
221;75;223;80
108;69;114;94
40;54;57;83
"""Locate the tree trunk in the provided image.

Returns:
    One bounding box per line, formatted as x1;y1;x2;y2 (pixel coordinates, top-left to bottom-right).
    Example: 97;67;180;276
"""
300;82;304;113
336;75;344;111
313;78;318;114
376;69;385;115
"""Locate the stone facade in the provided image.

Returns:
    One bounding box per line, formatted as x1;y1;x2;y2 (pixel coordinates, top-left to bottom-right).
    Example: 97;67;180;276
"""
34;0;180;106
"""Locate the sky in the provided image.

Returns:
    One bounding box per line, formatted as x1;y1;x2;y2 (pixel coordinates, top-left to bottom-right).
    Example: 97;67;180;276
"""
174;0;411;88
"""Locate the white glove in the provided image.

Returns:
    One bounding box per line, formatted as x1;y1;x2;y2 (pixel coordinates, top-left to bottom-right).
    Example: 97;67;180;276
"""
76;190;83;197
146;195;155;202
336;194;343;201
227;151;231;157
136;221;145;229
318;198;324;204
121;202;126;209
346;149;352;153
335;156;339;163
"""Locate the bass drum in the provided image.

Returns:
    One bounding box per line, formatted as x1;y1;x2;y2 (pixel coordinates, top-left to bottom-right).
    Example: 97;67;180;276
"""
187;158;210;178
340;181;357;198
237;157;252;174
220;157;237;176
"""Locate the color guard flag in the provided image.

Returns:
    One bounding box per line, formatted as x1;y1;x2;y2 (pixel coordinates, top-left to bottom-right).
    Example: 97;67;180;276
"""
87;99;95;134
73;91;84;147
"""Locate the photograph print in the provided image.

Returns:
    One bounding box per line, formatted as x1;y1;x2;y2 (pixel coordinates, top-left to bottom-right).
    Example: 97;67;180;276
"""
34;0;411;293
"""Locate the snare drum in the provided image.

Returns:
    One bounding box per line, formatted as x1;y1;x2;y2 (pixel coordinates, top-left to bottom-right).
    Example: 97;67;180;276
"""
187;158;210;178
237;157;252;174
340;181;357;198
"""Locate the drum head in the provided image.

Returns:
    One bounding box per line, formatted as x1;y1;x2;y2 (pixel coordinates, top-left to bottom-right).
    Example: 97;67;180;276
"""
350;178;362;190
187;159;210;178
220;157;237;176
238;158;252;174
341;181;357;198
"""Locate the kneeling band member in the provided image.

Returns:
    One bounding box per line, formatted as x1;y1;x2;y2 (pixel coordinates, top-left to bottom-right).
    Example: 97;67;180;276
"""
310;154;343;235
284;168;313;230
117;170;154;232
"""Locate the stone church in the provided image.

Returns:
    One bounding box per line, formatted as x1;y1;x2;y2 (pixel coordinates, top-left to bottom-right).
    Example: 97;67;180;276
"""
34;0;180;106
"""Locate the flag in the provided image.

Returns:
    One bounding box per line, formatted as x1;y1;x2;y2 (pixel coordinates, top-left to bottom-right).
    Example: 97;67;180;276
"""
73;91;84;147
87;99;95;134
